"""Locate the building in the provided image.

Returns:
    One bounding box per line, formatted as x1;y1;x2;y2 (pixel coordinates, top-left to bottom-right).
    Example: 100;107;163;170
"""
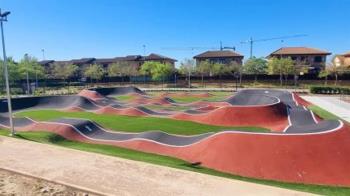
334;51;350;67
193;50;244;65
38;53;177;76
268;47;331;73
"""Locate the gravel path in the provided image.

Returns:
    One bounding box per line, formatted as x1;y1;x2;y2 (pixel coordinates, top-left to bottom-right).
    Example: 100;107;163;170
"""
0;136;311;196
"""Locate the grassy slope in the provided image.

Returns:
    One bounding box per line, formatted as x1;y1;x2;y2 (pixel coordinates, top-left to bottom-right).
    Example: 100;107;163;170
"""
15;110;269;135
308;105;341;120
0;129;349;195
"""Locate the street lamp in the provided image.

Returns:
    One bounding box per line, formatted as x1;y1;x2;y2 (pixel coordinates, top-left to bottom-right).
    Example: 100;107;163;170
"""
0;9;15;136
24;53;30;94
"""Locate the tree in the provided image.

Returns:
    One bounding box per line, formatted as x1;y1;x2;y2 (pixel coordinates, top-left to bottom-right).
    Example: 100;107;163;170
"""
226;61;243;87
244;57;267;82
0;57;19;85
52;63;78;85
268;57;294;86
18;55;44;80
140;61;154;84
17;54;44;93
84;64;105;83
141;61;173;87
195;60;211;87
152;62;174;87
318;69;330;86
108;62;139;84
211;63;228;87
326;56;346;86
179;59;195;88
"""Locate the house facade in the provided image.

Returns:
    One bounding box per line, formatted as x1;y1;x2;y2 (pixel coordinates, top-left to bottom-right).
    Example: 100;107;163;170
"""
268;47;331;73
39;53;177;77
334;51;350;67
193;50;244;65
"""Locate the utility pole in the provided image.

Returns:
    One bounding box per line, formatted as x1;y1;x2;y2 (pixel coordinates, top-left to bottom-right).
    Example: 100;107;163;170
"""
142;45;146;56
41;49;45;60
0;9;15;136
24;53;30;94
249;37;253;58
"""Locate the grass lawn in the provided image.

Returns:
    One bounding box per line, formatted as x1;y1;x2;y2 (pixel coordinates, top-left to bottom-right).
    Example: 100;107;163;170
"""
16;110;269;135
0;129;349;195
308;105;341;120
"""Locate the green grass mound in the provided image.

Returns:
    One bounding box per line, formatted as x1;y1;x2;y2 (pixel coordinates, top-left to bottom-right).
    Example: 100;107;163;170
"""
16;110;269;135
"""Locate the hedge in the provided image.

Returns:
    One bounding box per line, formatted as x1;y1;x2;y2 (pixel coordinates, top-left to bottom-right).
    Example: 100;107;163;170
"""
310;86;350;95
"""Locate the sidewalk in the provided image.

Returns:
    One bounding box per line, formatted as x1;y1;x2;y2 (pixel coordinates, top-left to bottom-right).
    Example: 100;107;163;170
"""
0;136;310;196
302;96;350;123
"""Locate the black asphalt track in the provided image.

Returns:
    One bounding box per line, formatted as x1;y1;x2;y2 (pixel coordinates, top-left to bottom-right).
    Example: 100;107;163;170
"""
89;86;145;96
52;118;213;146
226;89;341;133
0;95;99;112
0;87;343;146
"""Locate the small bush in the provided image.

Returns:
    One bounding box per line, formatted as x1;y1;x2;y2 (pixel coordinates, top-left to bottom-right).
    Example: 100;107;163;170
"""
310;86;350;95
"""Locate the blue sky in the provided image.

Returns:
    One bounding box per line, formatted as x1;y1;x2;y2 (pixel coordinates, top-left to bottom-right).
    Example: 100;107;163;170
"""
1;0;349;65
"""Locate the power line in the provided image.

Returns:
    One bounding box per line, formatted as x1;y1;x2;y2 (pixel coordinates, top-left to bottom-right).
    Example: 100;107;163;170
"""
241;34;308;58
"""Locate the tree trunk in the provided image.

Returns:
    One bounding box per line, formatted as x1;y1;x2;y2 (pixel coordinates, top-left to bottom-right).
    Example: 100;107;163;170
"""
188;72;191;88
239;73;242;87
162;77;164;89
335;73;338;86
325;76;328;86
254;75;257;83
201;74;204;87
279;73;283;86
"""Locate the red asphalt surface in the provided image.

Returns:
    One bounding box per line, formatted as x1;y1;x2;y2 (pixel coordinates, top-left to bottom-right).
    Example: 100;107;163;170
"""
78;89;105;100
10;91;350;187
172;102;289;131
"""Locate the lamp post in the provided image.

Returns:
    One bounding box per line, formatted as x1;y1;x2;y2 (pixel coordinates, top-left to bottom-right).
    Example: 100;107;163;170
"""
0;9;15;136
24;53;30;94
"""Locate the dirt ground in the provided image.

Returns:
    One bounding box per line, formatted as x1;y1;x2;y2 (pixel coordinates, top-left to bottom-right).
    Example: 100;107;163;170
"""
0;169;96;196
0;136;310;196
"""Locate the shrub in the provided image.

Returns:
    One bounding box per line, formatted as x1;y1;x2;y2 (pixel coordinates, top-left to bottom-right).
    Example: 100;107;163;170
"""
310;86;350;95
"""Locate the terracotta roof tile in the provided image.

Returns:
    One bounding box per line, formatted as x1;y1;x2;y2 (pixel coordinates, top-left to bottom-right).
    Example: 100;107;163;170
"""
194;50;243;58
270;47;331;55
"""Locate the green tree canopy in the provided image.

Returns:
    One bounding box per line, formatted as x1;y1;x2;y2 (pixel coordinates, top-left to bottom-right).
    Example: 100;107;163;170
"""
179;59;195;88
84;64;105;82
140;61;173;86
195;60;211;86
267;57;294;85
179;59;195;76
244;57;267;82
325;56;347;85
0;57;19;85
17;54;44;80
140;61;155;76
151;62;173;81
52;63;78;81
108;62;139;77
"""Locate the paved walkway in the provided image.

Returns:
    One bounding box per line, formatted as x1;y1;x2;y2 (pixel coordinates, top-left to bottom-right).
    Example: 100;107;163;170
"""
302;96;350;123
0;136;311;196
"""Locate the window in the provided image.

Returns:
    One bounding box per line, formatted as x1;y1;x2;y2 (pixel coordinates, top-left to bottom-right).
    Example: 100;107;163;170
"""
314;56;323;63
